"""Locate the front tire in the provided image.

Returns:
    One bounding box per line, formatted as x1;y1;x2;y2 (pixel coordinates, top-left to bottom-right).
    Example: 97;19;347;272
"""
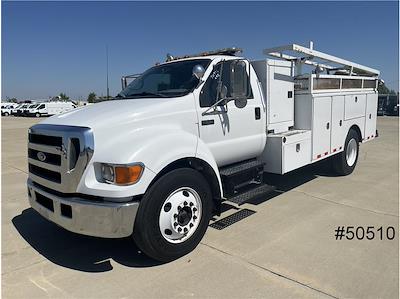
4;112;9;116
332;129;359;175
133;168;213;262
35;113;40;118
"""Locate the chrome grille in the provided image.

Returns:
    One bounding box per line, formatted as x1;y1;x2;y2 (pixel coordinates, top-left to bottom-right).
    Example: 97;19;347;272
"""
28;124;94;193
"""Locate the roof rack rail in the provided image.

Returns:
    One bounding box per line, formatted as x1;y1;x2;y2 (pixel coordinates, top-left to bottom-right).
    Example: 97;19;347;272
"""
263;42;379;77
166;47;243;62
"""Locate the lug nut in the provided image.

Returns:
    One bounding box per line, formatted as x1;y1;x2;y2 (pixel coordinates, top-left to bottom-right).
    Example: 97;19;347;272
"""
184;201;188;206
189;202;194;207
178;227;182;232
184;228;188;233
174;222;178;227
193;207;197;212
193;216;197;220
174;214;178;218
189;223;194;228
178;206;181;211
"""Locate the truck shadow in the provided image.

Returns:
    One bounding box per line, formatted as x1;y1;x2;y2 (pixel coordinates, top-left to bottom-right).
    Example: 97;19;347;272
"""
12;209;163;273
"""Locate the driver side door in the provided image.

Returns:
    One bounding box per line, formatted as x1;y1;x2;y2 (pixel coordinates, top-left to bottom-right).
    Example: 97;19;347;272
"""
196;59;264;167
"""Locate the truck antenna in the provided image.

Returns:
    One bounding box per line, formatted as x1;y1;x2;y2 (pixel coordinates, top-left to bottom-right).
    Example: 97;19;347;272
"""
106;45;110;100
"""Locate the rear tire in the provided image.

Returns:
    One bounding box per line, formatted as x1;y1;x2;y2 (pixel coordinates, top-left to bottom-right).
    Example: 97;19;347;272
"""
4;112;9;116
133;168;213;262
332;129;359;175
35;113;40;118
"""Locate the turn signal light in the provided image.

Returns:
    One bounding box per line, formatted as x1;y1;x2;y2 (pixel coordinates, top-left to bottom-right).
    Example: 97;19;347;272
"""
115;165;143;185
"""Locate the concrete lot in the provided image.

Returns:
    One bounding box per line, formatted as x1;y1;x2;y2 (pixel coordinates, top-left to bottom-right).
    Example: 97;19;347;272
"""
2;116;399;298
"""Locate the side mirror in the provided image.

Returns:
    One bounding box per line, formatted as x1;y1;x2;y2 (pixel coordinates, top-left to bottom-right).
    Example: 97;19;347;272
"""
230;60;249;100
192;64;206;80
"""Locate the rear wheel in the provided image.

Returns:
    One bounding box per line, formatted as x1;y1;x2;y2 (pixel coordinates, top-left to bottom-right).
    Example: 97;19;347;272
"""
133;168;213;262
332;129;359;175
35;113;40;118
4;112;9;116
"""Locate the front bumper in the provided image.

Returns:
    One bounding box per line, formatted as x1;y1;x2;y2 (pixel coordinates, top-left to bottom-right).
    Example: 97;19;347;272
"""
27;179;139;238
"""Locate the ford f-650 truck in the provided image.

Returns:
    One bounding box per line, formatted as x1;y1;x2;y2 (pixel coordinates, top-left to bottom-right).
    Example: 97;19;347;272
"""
27;43;379;261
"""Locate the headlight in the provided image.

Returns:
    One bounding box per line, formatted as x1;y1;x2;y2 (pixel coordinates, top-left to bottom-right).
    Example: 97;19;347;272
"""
101;163;144;185
101;164;115;183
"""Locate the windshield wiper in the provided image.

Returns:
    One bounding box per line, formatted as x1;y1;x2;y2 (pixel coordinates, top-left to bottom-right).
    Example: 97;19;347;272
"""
124;91;167;98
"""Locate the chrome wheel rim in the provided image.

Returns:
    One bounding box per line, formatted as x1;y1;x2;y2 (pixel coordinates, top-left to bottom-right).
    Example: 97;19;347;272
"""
159;187;202;244
346;138;357;166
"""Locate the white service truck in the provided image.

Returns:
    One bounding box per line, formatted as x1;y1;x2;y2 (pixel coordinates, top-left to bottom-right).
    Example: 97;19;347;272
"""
27;43;379;261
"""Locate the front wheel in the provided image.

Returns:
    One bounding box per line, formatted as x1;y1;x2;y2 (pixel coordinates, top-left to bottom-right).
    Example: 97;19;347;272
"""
4;112;9;116
332;129;359;175
35;113;40;118
133;168;213;262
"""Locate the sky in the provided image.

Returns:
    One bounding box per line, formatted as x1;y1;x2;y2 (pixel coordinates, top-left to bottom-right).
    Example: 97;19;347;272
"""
2;1;399;100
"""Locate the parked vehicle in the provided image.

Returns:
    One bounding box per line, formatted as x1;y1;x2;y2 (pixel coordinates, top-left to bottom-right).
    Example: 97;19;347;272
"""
27;43;379;261
23;103;40;116
377;96;386;115
14;104;30;116
385;95;399;116
1;103;19;116
26;101;76;117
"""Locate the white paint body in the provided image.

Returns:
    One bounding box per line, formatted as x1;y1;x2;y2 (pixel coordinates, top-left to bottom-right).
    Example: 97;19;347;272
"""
37;55;378;201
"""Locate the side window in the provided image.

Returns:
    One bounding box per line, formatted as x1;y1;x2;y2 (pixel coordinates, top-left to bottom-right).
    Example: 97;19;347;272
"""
200;61;233;108
199;60;252;108
38;104;45;109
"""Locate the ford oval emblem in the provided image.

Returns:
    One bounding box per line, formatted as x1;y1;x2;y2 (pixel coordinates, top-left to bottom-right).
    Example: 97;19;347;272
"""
37;151;46;162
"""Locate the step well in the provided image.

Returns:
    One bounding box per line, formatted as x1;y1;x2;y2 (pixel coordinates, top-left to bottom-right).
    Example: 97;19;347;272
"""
219;159;265;195
226;183;276;205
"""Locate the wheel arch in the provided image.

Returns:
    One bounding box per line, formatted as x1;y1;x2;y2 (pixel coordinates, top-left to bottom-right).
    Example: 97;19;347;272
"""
349;124;362;142
147;157;222;214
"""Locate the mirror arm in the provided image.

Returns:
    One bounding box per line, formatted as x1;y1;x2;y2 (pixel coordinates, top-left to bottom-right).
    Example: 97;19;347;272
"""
201;97;229;116
248;60;251;97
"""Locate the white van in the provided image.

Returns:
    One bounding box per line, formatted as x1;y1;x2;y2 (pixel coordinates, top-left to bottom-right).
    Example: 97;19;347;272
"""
27;101;76;117
13;103;32;116
1;104;18;116
24;104;40;116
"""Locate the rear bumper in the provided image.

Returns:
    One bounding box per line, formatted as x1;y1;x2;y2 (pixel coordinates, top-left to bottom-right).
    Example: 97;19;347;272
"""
27;179;139;238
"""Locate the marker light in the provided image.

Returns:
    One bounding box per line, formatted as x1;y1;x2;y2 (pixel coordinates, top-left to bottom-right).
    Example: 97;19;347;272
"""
101;163;144;185
115;165;144;185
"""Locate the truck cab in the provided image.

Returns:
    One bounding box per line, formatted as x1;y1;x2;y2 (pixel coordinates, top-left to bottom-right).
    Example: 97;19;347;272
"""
26;44;380;261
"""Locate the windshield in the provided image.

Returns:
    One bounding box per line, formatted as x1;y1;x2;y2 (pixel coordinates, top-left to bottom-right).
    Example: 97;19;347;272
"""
117;59;210;99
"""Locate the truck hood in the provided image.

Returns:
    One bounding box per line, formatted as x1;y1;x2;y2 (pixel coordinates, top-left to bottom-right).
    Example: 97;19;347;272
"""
41;98;183;128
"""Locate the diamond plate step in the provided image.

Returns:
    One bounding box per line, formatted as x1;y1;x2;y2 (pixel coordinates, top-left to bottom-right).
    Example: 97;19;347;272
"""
226;184;276;205
209;209;256;230
219;159;264;177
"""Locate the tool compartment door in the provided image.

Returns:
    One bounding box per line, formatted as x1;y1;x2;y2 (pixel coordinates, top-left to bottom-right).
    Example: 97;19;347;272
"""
345;94;366;120
312;96;332;160
364;92;378;139
330;95;345;153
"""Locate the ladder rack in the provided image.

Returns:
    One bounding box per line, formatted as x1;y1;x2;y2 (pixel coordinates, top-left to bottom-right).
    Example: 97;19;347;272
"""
263;42;380;77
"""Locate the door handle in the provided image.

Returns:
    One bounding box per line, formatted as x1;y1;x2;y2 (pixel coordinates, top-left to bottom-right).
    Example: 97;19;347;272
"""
326;122;330;130
201;119;214;126
255;107;261;120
